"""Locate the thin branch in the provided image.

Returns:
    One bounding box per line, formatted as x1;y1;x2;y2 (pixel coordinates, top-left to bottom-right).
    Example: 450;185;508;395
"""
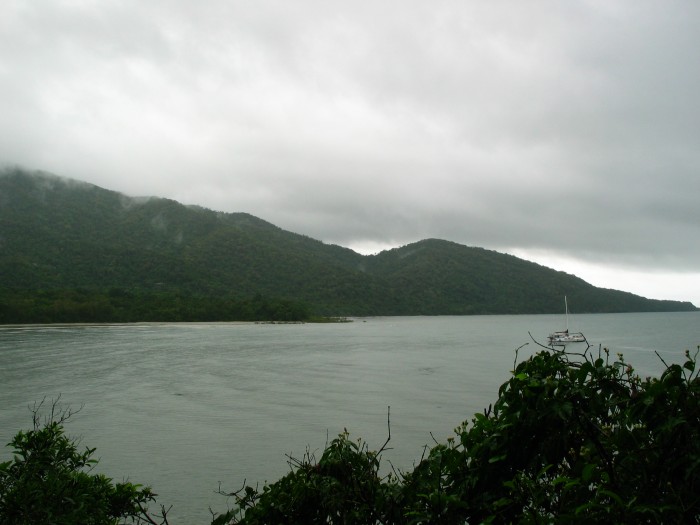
655;350;671;369
377;405;392;455
528;331;552;351
137;501;171;525
513;342;528;371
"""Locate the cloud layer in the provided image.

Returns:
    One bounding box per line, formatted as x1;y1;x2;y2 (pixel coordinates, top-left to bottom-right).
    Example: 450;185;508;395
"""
2;1;699;302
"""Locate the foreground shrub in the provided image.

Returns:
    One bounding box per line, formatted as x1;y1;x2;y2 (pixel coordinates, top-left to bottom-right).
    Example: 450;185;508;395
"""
401;346;700;523
212;431;403;525
0;399;168;525
215;346;700;524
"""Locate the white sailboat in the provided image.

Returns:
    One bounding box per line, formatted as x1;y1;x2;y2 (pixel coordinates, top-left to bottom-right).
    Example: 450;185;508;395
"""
548;296;586;345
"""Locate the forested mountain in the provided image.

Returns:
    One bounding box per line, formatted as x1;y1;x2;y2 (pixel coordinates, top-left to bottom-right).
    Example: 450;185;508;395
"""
0;167;696;320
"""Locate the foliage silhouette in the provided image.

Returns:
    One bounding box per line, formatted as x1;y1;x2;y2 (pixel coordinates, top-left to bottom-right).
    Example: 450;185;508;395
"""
0;398;169;525
212;345;700;524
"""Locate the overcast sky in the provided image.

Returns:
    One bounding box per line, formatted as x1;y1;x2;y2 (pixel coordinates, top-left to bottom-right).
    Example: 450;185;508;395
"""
2;1;699;306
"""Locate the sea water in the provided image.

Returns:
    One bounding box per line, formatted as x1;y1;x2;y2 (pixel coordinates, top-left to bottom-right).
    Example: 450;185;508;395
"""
1;313;698;523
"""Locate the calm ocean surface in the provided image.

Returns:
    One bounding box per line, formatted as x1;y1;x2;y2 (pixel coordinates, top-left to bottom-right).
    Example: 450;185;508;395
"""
1;313;698;523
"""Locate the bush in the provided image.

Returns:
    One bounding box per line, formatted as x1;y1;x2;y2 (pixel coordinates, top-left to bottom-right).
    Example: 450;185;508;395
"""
212;431;401;525
214;346;700;524
0;399;168;525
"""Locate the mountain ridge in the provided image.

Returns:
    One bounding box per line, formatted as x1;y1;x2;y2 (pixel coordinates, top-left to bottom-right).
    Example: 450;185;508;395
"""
0;167;696;318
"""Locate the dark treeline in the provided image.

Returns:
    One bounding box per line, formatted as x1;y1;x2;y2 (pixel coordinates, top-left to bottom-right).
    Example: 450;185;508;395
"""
0;289;312;324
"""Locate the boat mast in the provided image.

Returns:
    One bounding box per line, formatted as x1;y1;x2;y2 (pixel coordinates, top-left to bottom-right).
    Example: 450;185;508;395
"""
565;296;569;332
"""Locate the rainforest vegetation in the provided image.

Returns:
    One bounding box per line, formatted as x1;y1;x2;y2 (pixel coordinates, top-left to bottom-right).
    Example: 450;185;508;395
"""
2;346;698;524
1;168;696;322
0;289;312;324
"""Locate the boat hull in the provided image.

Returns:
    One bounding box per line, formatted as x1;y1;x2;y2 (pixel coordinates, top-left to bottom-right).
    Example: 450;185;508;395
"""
548;331;586;345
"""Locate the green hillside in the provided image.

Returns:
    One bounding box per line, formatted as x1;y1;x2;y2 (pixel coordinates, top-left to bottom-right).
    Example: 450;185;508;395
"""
0;167;695;321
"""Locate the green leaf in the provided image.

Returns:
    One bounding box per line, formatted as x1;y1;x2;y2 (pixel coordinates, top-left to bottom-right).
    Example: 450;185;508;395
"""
488;454;507;464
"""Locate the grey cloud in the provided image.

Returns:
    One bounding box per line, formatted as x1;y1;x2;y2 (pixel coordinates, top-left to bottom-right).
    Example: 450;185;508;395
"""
1;0;699;286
